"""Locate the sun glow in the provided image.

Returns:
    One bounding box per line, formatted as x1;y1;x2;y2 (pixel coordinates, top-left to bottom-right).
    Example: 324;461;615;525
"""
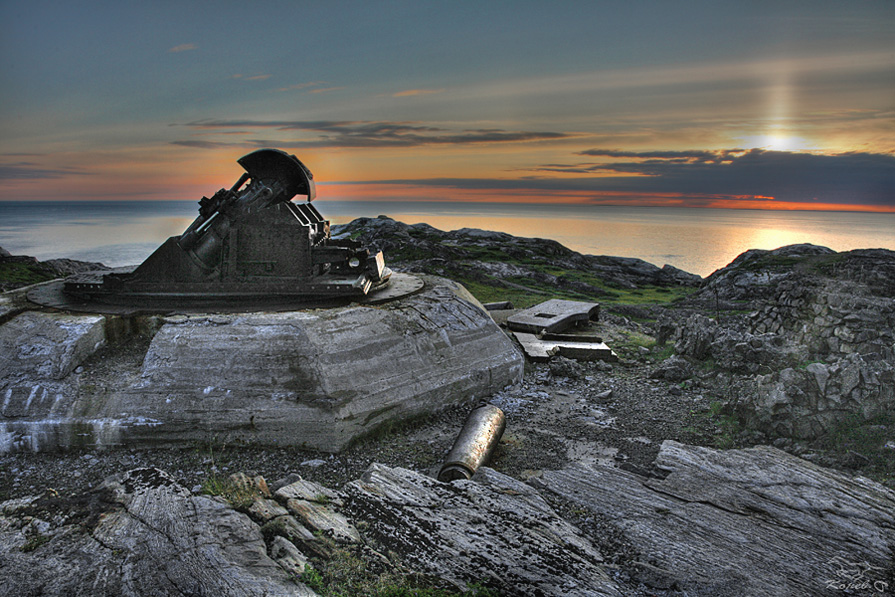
736;133;820;152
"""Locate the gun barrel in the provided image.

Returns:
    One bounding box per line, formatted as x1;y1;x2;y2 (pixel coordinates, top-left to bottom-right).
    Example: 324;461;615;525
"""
438;404;506;482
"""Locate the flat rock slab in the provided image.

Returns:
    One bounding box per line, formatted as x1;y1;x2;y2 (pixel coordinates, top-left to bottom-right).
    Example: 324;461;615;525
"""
513;331;617;362
0;276;523;452
341;464;622;596
530;440;895;596
0;468;314;596
506;299;599;334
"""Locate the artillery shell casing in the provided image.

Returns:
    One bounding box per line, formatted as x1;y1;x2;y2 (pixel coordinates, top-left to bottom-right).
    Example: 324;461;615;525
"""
438;404;506;482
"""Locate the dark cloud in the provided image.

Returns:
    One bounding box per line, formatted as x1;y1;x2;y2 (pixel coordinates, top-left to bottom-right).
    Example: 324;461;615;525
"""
0;162;90;180
174;119;572;148
170;140;232;149
578;148;722;160
368;149;895;207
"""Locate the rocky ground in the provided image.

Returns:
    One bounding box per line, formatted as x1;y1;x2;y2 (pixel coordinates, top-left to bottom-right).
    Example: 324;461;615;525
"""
1;223;893;596
0;316;721;501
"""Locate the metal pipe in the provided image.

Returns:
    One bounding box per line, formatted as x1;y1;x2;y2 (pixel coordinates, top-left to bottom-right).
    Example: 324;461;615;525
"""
438;403;506;482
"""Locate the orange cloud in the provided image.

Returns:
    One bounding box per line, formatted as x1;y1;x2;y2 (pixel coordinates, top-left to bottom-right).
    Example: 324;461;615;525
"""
168;43;197;53
314;183;895;213
275;81;326;92
393;89;445;98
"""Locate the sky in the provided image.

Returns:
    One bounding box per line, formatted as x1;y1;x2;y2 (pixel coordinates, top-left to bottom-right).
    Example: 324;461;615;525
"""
1;1;893;211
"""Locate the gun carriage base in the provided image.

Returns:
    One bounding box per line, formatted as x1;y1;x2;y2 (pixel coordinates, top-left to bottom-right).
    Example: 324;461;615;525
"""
38;149;405;312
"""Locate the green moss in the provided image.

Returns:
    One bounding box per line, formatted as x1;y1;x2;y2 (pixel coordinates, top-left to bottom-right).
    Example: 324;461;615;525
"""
816;413;895;484
0;261;56;286
21;533;51;552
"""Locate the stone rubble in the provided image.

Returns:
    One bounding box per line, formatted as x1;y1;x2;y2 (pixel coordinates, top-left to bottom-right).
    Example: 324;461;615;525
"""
664;245;895;441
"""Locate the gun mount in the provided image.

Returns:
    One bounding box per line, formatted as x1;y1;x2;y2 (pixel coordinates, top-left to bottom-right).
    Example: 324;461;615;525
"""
59;149;394;310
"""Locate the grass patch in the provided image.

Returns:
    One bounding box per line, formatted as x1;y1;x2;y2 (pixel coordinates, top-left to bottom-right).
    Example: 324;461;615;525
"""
300;548;499;596
708;401;743;449
200;474;260;510
454;269;695;311
198;444;263;510
21;532;51;552
0;261;56;286
687;401;743;449
651;344;675;361
453;277;550;310
612;330;658;358
816;413;895;484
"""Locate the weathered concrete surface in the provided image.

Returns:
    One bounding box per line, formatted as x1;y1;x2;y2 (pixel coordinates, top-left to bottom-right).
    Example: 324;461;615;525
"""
514;331;617;362
341;463;622;596
506;298;599;334
531;440;895;596
0;468;315;596
0;276;523;452
0;310;115;452
0;311;105;380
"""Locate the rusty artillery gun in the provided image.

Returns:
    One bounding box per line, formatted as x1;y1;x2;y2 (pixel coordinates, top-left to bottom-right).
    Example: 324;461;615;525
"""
60;149;392;310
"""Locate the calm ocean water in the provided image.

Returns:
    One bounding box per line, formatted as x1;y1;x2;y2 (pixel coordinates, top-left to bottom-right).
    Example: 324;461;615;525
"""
1;200;893;277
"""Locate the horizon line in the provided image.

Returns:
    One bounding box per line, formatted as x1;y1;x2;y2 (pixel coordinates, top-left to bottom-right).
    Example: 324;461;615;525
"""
2;197;894;215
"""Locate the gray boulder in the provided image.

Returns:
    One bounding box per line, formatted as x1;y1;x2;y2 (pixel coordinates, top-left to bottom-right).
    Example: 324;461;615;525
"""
750;354;895;439
0;468;315;596
672;313;806;374
341;463;622;596
649;355;693;382
531;440;895;596
696;244;836;304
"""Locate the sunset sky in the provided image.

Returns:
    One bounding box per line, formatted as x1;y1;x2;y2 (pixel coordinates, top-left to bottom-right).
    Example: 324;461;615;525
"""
1;1;893;211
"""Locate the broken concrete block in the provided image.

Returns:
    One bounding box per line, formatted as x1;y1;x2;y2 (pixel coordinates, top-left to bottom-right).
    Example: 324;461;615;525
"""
513;332;618;362
482;301;514;311
507;299;599;334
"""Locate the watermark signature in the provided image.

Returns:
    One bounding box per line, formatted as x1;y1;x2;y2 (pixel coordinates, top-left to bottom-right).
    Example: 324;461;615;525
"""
824;556;890;593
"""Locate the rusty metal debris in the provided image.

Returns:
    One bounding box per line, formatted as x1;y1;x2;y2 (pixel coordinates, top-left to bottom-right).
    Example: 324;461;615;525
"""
438;403;506;482
59;149;392;309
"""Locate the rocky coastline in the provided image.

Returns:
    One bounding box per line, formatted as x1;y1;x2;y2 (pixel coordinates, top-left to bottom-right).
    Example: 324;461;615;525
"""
1;219;893;596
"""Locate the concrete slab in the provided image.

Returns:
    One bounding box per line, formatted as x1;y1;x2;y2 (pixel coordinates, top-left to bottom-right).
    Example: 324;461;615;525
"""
486;309;516;327
513;331;618;363
482;301;514;311
506;299;599;334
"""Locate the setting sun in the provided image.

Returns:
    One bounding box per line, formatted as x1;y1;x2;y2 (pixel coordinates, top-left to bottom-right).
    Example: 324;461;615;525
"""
736;134;821;153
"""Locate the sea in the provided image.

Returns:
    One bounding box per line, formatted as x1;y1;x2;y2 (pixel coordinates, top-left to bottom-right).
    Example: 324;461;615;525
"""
1;200;893;277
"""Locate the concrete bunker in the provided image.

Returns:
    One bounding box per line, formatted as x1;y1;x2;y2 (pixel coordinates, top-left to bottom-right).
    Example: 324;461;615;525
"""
3;151;524;453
